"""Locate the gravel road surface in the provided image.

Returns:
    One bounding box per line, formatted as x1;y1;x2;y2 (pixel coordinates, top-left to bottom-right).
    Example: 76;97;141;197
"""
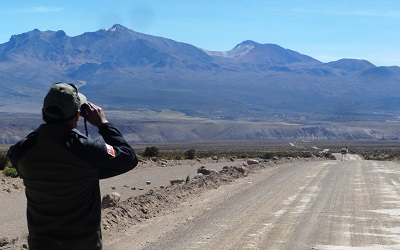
106;154;400;250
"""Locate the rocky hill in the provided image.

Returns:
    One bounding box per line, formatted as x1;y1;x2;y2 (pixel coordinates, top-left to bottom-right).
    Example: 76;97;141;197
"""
1;24;400;143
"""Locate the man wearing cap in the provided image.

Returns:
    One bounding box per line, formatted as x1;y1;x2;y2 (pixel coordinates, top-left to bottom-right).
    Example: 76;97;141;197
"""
7;82;138;250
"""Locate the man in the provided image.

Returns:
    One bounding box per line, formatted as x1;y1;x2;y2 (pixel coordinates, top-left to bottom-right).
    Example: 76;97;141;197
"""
7;82;138;250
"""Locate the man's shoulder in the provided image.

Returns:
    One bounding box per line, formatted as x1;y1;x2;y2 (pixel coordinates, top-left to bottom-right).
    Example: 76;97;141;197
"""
12;129;38;149
65;128;95;148
69;128;88;139
7;129;38;165
65;128;109;155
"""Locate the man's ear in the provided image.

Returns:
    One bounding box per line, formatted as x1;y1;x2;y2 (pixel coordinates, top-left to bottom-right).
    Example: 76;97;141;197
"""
74;112;80;122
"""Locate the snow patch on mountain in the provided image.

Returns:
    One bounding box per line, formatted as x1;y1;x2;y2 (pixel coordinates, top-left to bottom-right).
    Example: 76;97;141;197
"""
202;40;256;59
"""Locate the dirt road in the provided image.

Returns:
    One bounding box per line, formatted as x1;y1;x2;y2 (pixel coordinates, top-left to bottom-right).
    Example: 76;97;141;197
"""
3;154;400;249
105;154;400;250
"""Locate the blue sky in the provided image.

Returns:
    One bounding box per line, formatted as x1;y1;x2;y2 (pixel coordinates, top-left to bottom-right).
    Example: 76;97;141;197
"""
1;0;399;66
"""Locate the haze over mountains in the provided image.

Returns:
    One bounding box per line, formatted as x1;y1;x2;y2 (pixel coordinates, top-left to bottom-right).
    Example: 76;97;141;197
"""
1;24;400;143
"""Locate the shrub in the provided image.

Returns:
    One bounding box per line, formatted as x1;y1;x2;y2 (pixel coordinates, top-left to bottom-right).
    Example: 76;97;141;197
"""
185;149;196;160
143;146;159;157
262;151;316;160
3;167;18;178
0;151;10;170
300;151;313;158
360;150;399;161
263;152;275;159
174;154;184;160
313;151;335;160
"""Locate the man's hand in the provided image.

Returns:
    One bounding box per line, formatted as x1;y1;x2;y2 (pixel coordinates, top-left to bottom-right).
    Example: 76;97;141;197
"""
80;102;108;127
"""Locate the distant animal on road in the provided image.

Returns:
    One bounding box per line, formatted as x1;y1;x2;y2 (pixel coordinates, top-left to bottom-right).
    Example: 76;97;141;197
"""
340;146;348;161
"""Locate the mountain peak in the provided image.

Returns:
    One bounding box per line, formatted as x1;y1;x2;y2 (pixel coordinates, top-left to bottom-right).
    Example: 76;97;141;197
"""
233;40;257;50
225;40;257;59
326;59;376;72
237;40;259;47
103;24;128;32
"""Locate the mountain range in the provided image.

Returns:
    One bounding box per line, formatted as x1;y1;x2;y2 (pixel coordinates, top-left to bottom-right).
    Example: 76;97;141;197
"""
1;24;400;143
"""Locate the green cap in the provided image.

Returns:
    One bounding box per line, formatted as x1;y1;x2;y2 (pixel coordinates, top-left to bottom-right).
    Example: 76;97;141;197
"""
42;83;87;120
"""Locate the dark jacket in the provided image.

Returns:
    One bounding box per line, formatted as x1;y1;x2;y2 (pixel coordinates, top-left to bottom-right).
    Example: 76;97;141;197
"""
7;122;138;250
